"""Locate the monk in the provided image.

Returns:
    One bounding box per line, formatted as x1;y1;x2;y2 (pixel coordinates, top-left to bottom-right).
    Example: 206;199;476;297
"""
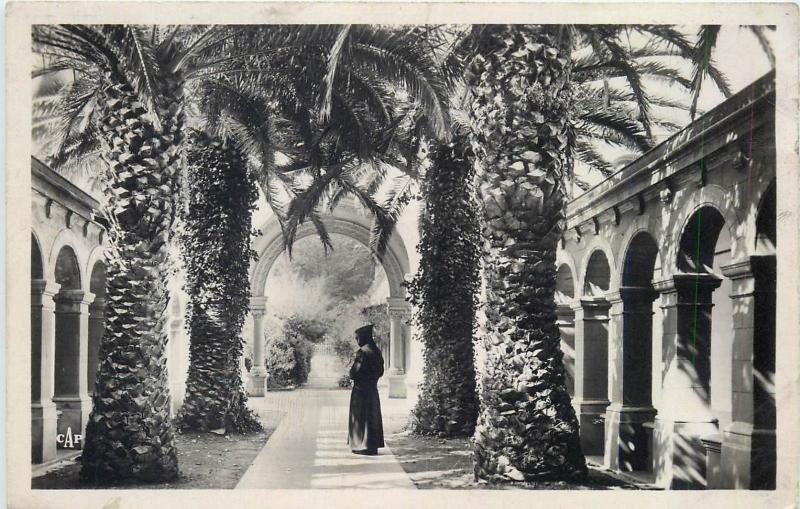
347;324;385;455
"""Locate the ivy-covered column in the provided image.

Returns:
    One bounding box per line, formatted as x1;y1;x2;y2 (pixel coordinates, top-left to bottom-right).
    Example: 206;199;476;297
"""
386;297;411;398
248;297;268;397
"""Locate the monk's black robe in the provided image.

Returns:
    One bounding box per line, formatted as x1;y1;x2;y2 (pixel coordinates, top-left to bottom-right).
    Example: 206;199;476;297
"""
347;342;385;451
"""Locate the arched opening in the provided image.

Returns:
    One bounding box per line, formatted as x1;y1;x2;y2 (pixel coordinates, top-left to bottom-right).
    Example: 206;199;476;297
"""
613;232;661;472
31;236;44;403
555;263;576;396
750;181;776;488
575;249;612;458
669;206;727;488
88;261;106;396
584;250;610;296
248;205;413;399
53;245;87;448
261;234;390;390
32;234;60;463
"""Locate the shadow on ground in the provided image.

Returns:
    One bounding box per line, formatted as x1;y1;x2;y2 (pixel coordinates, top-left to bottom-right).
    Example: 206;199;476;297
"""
31;410;285;490
387;431;648;490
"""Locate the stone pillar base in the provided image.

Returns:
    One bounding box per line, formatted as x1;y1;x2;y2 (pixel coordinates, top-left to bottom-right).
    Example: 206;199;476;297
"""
32;402;58;463
653;417;719;489
720;423;776;489
573;399;609;456
387;372;407;399
53;395;91;450
247;369;268;397
603;405;657;471
700;434;723;489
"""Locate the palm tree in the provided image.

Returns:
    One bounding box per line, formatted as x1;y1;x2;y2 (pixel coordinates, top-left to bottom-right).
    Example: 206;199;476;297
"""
31;24;258;483
462;23;774;482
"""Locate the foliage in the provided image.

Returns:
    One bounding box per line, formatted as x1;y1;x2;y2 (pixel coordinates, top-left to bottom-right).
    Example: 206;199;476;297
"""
283;315;330;344
265;334;299;389
467;26;586;482
284;236;378;302
176;130;262;434
265;333;314;389
407;137;481;438
265;316;325;388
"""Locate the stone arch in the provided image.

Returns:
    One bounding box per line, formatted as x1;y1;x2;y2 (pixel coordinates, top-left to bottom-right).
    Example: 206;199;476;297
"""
622;231;661;287
578;235;618;295
54;245;82;291
84;245;106;292
31;232;44;280
555;258;577;397
87;260;106;395
754;179;776;256
247;203;413;398
748;177;777;488
582;249;612;298
250;207;410;299
666;184;742;275
46;227;88;284
616;214;664;284
555;250;578;302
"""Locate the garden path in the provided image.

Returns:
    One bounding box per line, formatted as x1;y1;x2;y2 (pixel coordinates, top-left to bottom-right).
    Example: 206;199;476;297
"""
236;387;416;489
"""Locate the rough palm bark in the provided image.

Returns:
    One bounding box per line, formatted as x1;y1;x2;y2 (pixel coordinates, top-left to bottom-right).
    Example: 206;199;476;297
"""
81;78;184;483
176;131;262;433
467;25;586;482
408;137;481;437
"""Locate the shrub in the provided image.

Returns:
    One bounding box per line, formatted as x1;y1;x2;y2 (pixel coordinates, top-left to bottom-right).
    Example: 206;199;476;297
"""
264;333;314;388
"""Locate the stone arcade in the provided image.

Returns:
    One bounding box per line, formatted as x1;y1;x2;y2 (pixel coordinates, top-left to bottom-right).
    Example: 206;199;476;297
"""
30;72;779;492
556;71;777;489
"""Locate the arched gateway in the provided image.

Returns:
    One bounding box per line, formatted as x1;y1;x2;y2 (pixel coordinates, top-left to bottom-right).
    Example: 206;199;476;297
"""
246;201;413;398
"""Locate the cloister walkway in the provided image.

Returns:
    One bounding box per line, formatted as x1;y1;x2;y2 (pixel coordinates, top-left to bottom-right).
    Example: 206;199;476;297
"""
236;384;416;489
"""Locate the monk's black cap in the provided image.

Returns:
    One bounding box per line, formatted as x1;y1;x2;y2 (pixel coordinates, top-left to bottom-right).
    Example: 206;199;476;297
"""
355;324;374;343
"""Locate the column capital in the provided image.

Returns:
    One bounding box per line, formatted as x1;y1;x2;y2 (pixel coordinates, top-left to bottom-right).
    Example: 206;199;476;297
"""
386;297;412;319
89;296;107;308
250;296;268;316
721;255;776;282
54;289;95;309
655;273;722;295
31;279;60;297
578;296;611;309
556;301;576;316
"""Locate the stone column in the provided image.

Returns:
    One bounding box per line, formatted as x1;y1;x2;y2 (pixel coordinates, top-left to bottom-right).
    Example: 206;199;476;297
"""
87;297;105;396
31;279;60;463
386;297;412;399
604;287;658;472
53;289;94;449
572;297;611;456
556;302;576;397
247;296;268;396
720;256;776;489
652;274;721;489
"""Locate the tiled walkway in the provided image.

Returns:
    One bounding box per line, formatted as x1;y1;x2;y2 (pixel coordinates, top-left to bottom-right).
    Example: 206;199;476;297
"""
236;387;416;489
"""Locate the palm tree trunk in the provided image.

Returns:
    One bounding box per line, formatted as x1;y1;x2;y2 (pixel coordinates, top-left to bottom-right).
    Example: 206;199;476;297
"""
80;81;184;483
176;131;262;433
408;137;481;437
468;25;586;482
